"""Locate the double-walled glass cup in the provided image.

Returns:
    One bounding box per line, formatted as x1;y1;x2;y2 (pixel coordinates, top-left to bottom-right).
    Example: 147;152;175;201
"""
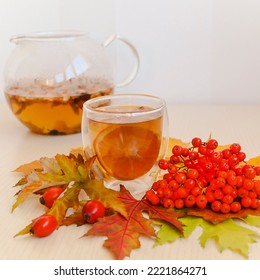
82;94;168;197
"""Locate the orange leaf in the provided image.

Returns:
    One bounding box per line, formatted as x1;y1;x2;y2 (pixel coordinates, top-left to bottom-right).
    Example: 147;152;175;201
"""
187;207;260;224
62;211;85;227
13;160;42;175
12;181;42;212
69;147;86;158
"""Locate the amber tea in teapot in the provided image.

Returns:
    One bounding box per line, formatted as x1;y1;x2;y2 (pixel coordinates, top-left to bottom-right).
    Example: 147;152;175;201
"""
5;78;113;135
4;31;139;135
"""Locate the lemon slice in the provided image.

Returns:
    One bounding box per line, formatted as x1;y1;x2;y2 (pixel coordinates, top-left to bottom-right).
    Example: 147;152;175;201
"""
94;125;161;180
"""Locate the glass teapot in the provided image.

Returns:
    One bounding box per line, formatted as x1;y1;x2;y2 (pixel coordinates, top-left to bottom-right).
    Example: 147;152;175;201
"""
4;31;139;135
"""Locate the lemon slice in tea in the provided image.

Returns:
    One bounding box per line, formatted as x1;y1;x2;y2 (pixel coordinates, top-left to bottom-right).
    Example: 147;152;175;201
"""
93;124;161;180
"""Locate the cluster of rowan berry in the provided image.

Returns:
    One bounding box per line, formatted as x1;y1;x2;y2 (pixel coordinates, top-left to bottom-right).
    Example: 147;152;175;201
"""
145;137;260;213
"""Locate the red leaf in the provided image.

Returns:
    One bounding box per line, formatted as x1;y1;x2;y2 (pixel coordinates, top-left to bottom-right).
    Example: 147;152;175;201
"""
86;185;184;259
141;200;184;232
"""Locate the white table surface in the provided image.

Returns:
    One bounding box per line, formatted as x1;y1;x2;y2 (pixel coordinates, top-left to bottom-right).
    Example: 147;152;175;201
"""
1;101;260;260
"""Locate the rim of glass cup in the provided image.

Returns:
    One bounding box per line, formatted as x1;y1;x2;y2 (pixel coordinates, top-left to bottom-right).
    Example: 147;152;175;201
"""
83;93;167;122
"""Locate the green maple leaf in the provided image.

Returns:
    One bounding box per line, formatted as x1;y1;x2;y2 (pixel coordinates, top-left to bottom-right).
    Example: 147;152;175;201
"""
155;215;260;258
243;215;260;227
154;221;180;245
199;219;259;258
154;216;204;246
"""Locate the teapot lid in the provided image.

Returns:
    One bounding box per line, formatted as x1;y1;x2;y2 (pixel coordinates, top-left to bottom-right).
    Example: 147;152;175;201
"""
10;30;89;43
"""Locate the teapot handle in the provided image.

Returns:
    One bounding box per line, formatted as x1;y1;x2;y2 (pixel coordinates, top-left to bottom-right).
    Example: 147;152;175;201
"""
102;34;140;88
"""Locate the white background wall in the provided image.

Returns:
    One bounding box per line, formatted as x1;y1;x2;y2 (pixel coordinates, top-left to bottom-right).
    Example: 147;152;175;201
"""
1;0;260;104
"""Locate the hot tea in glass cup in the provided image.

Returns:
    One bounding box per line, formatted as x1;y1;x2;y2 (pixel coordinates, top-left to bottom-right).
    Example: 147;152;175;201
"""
81;94;168;197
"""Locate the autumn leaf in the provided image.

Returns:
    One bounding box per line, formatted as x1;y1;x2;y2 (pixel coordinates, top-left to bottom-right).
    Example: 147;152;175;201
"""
62;205;117;227
12;181;42;212
153;221;180;245
85;185;184;259
142;201;184;232
37;154;81;183
243;215;260;227
154;216;204;246
69;147;86;158
13;160;42;175
12;153;126;215
12;160;43;187
70;147;105;179
62;211;85;227
12;165;68;212
13;154;126;237
11;138;260;259
47;183;82;225
83;180;127;218
12;155;70;211
15;180;119;237
186;207;260;224
155;216;260;258
14;223;32;237
199;219;259;257
14;182;83;237
248;156;260;167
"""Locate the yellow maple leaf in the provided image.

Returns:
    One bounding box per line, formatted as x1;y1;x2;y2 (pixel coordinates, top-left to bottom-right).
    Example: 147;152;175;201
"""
248;156;260;166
